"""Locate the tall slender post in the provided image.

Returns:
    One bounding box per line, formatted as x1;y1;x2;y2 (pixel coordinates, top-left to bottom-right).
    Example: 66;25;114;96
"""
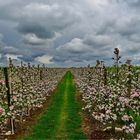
3;67;10;108
3;67;15;134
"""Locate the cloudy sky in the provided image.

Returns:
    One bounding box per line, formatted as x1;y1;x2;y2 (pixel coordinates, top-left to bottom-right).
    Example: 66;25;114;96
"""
0;0;140;67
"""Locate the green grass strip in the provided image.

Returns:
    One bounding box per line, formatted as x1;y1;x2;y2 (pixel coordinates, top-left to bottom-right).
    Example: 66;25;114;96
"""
23;71;86;140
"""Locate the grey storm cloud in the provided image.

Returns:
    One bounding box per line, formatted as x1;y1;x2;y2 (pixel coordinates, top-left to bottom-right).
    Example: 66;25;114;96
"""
83;35;113;47
0;0;140;67
17;23;55;39
125;0;140;8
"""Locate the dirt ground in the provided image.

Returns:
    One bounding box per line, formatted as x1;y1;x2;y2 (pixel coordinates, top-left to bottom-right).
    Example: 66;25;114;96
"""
5;90;54;140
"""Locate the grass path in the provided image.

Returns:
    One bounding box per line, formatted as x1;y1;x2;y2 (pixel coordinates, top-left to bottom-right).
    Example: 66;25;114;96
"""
24;71;86;140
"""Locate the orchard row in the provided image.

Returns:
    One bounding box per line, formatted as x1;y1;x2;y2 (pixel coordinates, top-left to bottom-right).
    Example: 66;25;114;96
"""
0;58;65;136
74;48;140;139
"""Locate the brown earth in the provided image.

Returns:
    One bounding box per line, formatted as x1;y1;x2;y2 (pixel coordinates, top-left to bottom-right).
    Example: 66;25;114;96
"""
5;89;56;140
76;90;122;140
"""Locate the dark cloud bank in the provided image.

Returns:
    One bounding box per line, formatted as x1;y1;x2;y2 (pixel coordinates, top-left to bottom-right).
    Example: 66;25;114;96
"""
0;0;140;67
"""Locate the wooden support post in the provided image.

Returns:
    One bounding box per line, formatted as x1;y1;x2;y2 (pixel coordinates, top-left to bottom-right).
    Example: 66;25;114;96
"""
3;67;10;107
3;67;15;135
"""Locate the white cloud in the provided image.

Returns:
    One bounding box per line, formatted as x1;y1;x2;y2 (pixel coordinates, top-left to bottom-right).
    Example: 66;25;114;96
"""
57;38;92;53
5;54;22;61
35;55;53;64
